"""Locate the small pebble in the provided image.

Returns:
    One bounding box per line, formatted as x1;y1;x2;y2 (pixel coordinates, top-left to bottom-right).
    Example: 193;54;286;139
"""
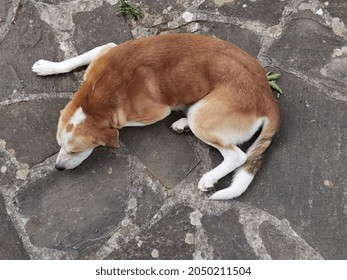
185;233;195;244
316;8;323;16
333;48;343;57
1;166;7;173
323;179;333;188
151;249;159;258
182;11;194;22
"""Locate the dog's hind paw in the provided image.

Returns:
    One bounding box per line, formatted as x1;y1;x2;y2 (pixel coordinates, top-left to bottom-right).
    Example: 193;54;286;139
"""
32;60;62;76
198;174;215;192
171;117;190;133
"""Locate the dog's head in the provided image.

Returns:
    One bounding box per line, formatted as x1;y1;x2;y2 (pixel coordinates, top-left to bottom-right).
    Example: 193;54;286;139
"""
55;102;119;170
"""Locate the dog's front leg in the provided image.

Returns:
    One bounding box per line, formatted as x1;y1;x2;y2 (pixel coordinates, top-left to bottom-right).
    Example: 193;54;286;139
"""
32;43;116;76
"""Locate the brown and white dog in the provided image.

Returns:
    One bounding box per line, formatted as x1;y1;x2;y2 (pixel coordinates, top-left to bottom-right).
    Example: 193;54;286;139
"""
32;34;280;200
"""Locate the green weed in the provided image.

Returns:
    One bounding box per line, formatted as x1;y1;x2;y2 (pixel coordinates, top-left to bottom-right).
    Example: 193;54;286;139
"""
117;0;142;21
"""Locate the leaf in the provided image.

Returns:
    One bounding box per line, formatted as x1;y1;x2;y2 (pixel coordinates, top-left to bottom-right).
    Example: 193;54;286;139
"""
267;71;283;94
269;81;283;94
267;73;281;81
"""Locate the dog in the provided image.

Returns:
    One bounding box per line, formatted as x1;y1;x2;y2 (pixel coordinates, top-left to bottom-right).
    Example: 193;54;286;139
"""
32;34;280;200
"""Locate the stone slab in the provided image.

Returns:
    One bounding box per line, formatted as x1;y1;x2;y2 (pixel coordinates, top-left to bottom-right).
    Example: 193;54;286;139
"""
202;208;257;259
139;0;189;26
16;148;130;258
0;0;12;25
120;112;200;188
268;14;345;72
200;21;261;57
0;149;16;191
200;0;290;26
72;3;133;54
325;0;347;21
320;57;347;87
106;205;195;259
267;12;347;96
0;194;29;259
130;160;167;227
0;99;69;167
0;0;78;99
0;63;23;101
259;221;308;260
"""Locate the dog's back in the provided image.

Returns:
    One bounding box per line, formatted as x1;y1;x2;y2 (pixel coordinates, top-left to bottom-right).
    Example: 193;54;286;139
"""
85;34;271;107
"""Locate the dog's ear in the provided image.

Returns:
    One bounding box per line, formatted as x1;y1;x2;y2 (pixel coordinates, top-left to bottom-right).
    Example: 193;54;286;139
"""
93;128;119;148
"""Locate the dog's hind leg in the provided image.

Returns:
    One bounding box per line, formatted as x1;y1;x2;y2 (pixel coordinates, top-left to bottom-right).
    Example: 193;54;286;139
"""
198;146;247;191
32;43;116;76
187;87;265;198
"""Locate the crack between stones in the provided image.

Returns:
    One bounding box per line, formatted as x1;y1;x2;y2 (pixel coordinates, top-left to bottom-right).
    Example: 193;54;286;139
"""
0;0;21;42
0;92;74;106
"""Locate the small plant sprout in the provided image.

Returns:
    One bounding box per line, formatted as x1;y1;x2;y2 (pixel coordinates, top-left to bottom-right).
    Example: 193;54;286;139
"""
117;0;142;21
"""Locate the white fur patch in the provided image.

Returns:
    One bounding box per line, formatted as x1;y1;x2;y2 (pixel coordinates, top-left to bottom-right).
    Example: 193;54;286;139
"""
60;107;86;148
59;107;86;151
188;100;266;146
198;147;247;191
209;168;254;200
69;107;86;126
215;118;265;146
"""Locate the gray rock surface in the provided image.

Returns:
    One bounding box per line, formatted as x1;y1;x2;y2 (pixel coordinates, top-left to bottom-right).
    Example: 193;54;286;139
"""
0;0;345;260
0;194;29;259
0;99;68;166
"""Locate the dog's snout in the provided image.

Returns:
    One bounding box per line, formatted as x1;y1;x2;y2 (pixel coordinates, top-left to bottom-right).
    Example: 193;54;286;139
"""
55;164;65;171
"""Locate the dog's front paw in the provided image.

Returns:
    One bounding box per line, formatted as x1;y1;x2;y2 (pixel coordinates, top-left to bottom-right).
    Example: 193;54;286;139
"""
198;175;215;192
32;60;61;76
171;117;190;133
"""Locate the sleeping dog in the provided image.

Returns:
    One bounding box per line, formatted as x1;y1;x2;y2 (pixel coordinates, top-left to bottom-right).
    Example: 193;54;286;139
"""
32;34;280;200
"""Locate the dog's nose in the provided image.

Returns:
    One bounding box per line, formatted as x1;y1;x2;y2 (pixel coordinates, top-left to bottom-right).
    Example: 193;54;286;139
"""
55;165;65;171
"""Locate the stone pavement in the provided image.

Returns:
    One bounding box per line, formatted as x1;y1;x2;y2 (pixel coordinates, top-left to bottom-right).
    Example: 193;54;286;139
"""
0;0;346;260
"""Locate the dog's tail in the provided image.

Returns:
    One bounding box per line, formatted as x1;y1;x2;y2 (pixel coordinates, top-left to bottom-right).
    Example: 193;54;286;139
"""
210;115;280;200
